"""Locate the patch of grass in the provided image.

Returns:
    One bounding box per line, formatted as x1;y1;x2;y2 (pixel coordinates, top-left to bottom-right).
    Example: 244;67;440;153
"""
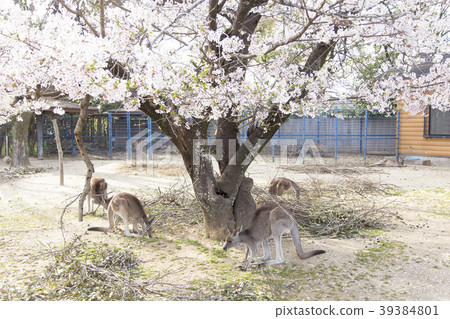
215;280;274;301
0;204;59;231
175;238;209;254
211;247;227;258
355;239;406;264
358;229;384;237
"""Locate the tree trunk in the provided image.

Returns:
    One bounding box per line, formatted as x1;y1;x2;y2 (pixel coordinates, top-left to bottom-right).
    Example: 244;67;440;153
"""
74;95;94;222
36;114;44;159
11;112;33;167
188;146;255;239
52;119;64;186
138;4;335;240
140;102;262;240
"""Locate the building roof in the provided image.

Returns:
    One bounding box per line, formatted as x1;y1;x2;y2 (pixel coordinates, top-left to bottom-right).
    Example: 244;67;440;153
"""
41;98;100;115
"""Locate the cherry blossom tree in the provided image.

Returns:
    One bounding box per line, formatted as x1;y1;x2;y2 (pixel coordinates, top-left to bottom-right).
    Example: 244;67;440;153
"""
1;0;448;238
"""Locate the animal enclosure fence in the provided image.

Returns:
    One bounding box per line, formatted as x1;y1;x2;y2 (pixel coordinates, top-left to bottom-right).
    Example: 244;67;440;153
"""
0;110;399;165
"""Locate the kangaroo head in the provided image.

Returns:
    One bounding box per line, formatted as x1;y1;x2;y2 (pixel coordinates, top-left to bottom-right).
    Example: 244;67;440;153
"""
144;216;155;237
223;220;243;251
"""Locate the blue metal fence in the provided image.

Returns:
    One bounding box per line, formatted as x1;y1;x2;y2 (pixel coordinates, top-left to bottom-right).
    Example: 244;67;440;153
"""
267;110;399;165
0;110;399;164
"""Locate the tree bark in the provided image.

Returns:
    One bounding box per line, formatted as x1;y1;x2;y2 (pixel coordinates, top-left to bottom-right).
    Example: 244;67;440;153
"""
36;114;44;159
52;119;64;186
11;112;33;167
74;95;94;222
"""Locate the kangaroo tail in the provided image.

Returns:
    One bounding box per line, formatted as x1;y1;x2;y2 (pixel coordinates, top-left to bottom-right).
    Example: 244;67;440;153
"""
290;224;325;259
87;226;110;233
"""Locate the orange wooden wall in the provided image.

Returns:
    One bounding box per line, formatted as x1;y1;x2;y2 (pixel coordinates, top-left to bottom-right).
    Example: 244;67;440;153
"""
399;108;450;157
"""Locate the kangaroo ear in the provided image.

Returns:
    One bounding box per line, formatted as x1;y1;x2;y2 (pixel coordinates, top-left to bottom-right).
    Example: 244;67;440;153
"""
239;225;243;233
226;219;236;233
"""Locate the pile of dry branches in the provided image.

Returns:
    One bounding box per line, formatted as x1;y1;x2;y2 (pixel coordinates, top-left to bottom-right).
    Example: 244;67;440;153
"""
0;237;197;301
253;175;399;237
139;178;203;234
139;173;398;238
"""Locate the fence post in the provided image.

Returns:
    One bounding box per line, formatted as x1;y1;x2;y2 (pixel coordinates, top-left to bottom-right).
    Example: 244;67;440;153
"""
277;125;281;162
272;124;280;163
302;115;305;164
364;109;368;165
147;116;152;160
126;112;131;160
243;120;248;140
272;135;275;162
334;116;338;165
108;113;113;160
317;116;320;143
359;116;363;154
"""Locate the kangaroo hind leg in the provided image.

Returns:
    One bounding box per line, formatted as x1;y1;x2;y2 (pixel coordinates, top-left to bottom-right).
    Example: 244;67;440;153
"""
260;235;285;267
255;239;271;262
122;217;140;237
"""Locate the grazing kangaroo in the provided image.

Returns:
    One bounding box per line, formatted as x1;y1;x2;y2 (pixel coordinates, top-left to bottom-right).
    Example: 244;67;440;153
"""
88;192;155;237
369;158;404;167
88;177;109;214
223;202;325;270
268;177;301;199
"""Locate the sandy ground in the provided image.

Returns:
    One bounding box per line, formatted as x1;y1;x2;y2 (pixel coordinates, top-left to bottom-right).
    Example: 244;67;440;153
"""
0;155;449;301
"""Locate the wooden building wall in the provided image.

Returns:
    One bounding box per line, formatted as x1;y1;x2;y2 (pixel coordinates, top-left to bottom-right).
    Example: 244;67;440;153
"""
399;109;450;157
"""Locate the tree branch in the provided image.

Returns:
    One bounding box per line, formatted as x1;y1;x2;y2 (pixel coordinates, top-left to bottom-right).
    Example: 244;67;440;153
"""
56;0;100;37
99;0;106;38
150;0;206;48
74;95;94;222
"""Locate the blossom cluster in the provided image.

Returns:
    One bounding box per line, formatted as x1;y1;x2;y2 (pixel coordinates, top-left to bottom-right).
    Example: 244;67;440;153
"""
0;0;448;125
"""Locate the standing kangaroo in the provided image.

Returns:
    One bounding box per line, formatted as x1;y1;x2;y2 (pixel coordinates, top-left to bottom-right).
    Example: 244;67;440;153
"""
268;177;301;199
88;192;155;238
88;177;109;214
369;158;404;167
223;202;325;270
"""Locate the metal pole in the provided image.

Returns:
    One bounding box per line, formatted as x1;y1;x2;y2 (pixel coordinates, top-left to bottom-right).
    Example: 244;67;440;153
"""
147;116;152;160
317;116;320;143
272;138;275;163
277;125;281;162
302;115;305;164
243;120;248;140
127;112;131;160
359;117;363;154
364;109;368;165
335;116;338;165
108;113;113;160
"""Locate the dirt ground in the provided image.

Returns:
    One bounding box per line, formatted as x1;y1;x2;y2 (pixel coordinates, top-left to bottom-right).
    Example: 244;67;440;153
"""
0;154;449;301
